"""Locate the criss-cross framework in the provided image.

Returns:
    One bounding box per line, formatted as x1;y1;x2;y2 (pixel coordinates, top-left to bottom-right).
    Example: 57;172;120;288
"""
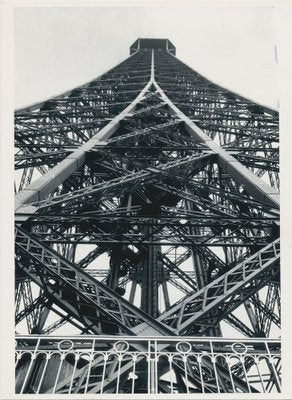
15;38;280;395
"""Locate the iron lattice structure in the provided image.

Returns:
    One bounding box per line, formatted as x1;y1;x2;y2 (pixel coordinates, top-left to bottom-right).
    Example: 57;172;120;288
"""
15;38;280;395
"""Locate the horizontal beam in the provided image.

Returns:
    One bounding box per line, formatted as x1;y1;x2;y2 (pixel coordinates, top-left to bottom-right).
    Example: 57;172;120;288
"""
17;153;213;215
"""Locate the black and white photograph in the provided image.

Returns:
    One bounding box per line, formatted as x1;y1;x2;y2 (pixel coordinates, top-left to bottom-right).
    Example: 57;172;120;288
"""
1;0;292;398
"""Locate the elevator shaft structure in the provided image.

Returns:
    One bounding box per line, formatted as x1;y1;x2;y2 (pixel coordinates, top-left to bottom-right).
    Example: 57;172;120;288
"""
15;38;280;395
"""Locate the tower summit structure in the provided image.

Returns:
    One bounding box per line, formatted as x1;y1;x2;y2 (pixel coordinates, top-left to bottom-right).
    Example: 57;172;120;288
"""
15;38;280;395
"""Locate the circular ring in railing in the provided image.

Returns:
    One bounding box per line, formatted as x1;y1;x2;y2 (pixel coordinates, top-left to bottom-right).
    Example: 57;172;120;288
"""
58;340;74;352
176;341;192;354
231;342;247;354
113;340;129;353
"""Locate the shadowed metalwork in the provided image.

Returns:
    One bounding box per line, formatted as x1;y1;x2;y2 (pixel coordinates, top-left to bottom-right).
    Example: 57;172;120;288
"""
15;38;280;395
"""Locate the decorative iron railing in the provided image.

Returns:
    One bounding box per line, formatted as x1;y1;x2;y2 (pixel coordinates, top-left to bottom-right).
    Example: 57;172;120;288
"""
15;335;281;394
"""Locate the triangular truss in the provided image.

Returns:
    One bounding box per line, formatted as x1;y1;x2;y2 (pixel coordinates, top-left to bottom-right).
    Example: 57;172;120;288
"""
15;40;280;395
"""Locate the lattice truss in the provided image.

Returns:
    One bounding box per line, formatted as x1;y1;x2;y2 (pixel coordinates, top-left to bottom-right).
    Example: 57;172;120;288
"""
15;41;280;394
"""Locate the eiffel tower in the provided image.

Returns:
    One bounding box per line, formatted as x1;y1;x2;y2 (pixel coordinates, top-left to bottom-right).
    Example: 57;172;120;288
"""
15;38;280;395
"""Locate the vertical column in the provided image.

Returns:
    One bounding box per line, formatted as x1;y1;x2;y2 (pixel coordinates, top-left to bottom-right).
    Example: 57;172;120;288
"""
140;211;161;318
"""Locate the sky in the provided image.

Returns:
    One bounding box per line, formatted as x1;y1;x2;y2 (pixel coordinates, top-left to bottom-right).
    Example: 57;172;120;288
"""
13;2;281;338
4;4;292;394
15;3;278;110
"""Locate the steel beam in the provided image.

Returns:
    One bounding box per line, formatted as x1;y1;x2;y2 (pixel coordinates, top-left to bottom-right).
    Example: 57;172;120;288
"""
15;73;153;212
152;79;279;208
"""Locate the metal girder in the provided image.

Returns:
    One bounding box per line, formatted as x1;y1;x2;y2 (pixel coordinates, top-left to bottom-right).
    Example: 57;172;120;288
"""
251;294;281;330
224;313;255;337
15;280;50;333
155;238;280;334
166;279;258;337
15;225;279;338
24;231;272;247
22;153;213;214
159;252;196;291
15;54;153;211
15;226;172;336
14;41;280;395
42;316;71;334
16;214;277;229
14;46;280;334
154;49;279;191
152;75;279;208
15;293;48;326
15;49;148;115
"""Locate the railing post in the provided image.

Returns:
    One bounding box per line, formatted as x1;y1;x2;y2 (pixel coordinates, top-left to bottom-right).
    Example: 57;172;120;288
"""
148;339;157;394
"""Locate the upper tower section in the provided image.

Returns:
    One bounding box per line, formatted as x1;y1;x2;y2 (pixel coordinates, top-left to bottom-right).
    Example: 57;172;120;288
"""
130;38;176;55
